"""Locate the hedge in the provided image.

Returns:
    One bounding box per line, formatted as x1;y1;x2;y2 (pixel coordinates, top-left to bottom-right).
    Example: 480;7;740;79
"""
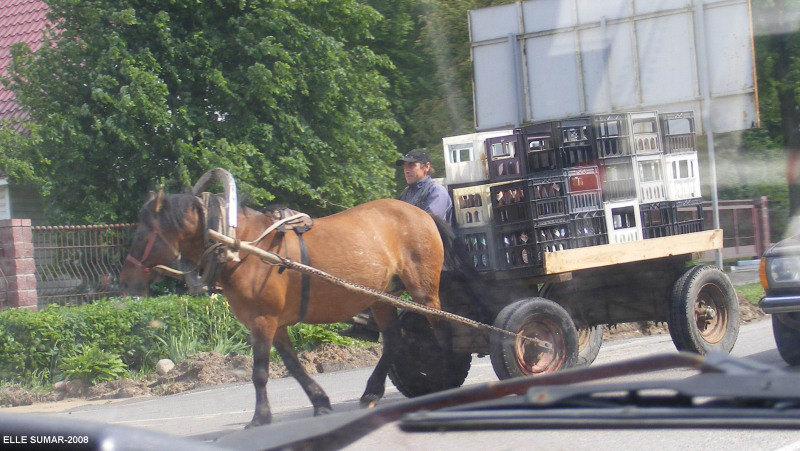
0;295;357;385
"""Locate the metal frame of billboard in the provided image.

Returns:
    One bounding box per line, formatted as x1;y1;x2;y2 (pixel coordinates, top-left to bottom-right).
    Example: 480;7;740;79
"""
469;0;758;134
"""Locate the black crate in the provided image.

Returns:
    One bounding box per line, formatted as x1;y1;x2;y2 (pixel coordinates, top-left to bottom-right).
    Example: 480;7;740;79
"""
570;210;608;248
457;225;496;272
486;134;525;181
660;111;696;154
599;156;637;201
564;166;602;213
490;180;530;225
674;198;704;234
527;173;569;220
594;113;631;159
495;219;571;270
519;118;597;173
640;201;677;239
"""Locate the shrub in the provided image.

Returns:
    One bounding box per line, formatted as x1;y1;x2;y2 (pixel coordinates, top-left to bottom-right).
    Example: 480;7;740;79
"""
59;345;128;385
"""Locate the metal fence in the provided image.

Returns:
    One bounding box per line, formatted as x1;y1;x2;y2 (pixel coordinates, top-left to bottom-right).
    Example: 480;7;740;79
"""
32;224;136;307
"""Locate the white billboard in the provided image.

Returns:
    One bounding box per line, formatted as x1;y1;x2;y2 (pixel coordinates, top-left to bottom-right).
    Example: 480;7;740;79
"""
469;0;758;134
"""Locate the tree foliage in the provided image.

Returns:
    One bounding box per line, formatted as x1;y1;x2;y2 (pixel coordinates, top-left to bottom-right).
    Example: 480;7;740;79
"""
4;0;400;222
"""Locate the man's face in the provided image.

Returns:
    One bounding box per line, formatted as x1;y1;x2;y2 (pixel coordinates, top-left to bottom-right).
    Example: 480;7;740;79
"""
403;161;429;184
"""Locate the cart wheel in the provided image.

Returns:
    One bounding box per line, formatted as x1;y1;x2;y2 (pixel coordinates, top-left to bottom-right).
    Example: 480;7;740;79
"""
773;313;800;366
576;325;603;367
489;298;578;380
387;311;472;398
668;265;739;354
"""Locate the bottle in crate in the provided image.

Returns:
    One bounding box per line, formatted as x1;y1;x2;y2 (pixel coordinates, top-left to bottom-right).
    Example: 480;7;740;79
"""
486;134;525;181
558;117;597;168
664;152;701;200
640;201;676;239
673;198;704;234
594;113;631;159
604;200;643;244
659;111;696;154
496;223;538;269
628;112;662;155
565;166;602;213
443;130;515;186
457;226;496;271
570;210;608;248
599;156;637;201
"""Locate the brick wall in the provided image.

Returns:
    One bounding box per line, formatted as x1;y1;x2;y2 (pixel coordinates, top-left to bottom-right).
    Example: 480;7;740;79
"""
0;219;37;309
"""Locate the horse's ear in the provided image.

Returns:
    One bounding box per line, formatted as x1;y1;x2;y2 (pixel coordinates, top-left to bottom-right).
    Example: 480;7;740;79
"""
154;190;165;213
146;191;157;203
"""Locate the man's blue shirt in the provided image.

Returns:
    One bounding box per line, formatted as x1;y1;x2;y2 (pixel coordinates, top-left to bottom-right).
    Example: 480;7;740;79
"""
399;176;453;225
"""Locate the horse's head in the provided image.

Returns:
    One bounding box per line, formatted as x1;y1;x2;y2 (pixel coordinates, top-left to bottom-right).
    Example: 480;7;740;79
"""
119;190;204;296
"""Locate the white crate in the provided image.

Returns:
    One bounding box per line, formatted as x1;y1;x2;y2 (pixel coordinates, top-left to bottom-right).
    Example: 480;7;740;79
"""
443;130;514;186
604;200;642;244
634;154;667;203
452;183;496;228
628;111;662;155
664;152;702;200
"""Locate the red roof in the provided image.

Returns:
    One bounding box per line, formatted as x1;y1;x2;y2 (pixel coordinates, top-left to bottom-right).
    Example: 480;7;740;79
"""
0;0;49;121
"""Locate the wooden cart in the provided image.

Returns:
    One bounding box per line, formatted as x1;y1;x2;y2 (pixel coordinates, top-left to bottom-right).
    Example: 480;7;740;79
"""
386;229;739;397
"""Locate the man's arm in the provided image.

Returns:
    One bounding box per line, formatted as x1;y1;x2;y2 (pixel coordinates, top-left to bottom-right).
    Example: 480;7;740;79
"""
422;184;453;225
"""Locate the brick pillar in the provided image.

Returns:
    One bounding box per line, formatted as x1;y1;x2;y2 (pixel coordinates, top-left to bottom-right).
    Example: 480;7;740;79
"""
0;219;37;310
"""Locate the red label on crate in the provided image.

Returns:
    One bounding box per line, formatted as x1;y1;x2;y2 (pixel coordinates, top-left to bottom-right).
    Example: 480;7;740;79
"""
569;174;598;192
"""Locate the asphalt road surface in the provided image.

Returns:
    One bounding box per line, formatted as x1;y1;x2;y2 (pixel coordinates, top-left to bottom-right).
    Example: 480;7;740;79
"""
16;317;798;448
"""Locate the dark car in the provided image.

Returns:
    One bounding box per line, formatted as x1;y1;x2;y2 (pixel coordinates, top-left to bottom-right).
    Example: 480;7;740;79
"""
759;234;800;365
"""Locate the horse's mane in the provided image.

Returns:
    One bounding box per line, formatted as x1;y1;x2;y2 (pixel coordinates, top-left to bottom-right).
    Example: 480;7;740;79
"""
140;193;203;232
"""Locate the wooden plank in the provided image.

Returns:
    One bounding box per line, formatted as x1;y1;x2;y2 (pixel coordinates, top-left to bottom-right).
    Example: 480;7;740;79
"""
543;229;723;275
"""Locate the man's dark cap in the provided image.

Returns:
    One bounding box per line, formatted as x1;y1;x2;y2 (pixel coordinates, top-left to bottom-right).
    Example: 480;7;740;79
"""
396;149;431;166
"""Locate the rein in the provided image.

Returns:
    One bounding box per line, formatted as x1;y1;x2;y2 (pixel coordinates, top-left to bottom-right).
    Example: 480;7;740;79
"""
125;229;181;274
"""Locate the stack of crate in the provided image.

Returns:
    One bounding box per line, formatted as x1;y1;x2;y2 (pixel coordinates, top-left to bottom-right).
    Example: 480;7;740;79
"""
444;110;703;272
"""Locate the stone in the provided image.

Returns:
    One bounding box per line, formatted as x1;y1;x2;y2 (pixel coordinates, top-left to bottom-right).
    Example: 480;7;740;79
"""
156;359;175;376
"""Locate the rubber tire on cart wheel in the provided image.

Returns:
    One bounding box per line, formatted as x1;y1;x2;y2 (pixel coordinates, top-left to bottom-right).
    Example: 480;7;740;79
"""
773;313;800;366
668;265;739;354
387;311;472;398
489;298;578;380
576;325;603;367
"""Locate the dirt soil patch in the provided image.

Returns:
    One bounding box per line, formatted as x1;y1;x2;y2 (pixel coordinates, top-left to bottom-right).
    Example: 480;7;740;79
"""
1;298;764;409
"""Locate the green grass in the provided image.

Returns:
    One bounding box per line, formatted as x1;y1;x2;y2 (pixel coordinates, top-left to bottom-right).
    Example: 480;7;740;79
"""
736;283;765;305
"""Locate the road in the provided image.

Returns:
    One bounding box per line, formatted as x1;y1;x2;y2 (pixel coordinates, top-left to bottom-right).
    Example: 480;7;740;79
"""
14;317;798;447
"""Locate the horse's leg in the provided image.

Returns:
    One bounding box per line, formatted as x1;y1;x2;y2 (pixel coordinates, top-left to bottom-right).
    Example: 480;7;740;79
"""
360;303;399;408
247;318;277;428
273;326;332;416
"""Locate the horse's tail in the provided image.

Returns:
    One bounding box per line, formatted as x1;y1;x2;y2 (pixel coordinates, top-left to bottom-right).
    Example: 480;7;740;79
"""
429;214;494;324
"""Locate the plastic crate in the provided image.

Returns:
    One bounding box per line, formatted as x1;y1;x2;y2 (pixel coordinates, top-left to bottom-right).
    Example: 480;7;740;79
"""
443;130;515;186
570;210;608;248
486;134;525;181
527;173;569;220
659;111;696;154
628;112;662;155
674;198;704;235
451;183;495;229
604;200;642;244
490;180;530;225
518;119;597;172
664;152;702;200
599;156;637;201
564;166;602;213
457;226;496;272
495;219;571;270
635;154;667;203
594;113;631;159
639;201;676;239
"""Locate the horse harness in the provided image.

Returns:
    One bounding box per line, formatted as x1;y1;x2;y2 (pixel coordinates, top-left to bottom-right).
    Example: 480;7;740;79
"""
198;194;315;324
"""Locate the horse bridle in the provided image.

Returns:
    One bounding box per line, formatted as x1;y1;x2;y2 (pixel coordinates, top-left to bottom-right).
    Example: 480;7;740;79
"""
125;227;181;274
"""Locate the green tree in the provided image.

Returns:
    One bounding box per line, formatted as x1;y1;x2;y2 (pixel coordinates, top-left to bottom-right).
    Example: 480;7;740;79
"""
4;0;399;222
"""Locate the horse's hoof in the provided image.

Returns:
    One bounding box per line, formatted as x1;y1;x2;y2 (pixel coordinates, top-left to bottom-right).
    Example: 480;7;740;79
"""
314;406;333;416
245;416;272;429
359;394;380;409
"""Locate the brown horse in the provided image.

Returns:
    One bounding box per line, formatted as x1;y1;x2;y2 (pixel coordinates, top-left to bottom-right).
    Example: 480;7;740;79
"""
119;190;452;427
